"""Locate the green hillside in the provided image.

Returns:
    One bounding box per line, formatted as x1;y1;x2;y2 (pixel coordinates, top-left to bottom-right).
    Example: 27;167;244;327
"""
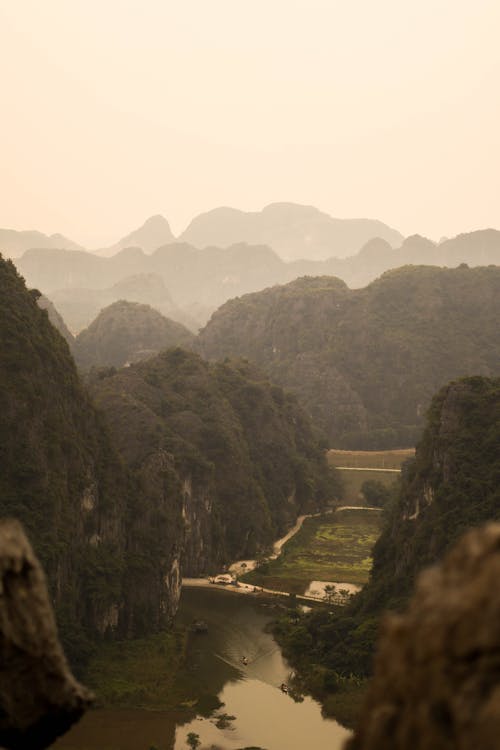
197;266;500;447
73;300;194;369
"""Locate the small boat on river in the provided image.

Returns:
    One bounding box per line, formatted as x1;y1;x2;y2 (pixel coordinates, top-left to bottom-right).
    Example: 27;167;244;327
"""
280;683;289;693
190;619;209;633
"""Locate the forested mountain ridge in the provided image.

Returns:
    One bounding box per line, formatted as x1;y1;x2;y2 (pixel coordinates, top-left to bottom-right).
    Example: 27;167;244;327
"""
73;300;194;369
197;266;500;447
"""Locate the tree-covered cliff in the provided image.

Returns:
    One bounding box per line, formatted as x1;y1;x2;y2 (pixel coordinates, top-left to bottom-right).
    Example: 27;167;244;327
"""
90;349;337;570
197;266;500;447
276;376;500;690
0;255;130;666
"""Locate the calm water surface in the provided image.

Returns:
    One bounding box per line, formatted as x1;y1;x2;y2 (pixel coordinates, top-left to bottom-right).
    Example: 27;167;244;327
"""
55;587;349;750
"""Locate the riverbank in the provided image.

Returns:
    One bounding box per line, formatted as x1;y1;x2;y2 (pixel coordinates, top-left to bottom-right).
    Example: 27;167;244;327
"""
79;629;193;711
240;508;383;594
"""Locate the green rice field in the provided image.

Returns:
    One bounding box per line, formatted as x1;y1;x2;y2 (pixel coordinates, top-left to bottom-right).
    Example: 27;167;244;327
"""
241;508;383;594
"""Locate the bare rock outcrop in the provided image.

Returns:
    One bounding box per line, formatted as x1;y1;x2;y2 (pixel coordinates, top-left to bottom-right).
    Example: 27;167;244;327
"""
0;520;91;750
347;523;500;750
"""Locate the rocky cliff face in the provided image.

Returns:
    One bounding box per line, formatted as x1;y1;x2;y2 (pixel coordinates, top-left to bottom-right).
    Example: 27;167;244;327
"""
347;524;500;750
367;375;500;607
180;475;221;576
0;520;91;750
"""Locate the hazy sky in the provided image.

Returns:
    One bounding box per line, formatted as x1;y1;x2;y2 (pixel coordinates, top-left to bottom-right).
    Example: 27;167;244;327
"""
1;0;500;247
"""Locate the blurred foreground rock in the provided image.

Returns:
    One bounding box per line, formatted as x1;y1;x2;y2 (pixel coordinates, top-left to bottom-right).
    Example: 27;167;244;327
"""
0;520;91;749
347;523;500;750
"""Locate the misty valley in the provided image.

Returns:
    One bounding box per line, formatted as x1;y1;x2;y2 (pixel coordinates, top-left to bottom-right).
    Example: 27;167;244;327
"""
4;3;500;746
0;203;499;750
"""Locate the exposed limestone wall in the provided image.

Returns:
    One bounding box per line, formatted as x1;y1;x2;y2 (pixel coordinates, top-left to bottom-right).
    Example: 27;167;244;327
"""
181;475;223;576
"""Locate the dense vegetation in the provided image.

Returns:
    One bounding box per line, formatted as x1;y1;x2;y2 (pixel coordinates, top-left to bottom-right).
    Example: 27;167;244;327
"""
0;255;130;667
91;349;338;567
197;266;500;447
73;300;194;369
274;376;500;711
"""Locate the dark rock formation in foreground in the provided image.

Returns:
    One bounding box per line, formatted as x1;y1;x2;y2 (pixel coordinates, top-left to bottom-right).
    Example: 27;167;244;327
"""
0;520;91;750
347;523;500;750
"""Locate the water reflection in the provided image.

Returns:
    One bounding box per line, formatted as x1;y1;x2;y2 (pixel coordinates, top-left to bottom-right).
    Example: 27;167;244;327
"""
54;587;349;750
176;587;349;749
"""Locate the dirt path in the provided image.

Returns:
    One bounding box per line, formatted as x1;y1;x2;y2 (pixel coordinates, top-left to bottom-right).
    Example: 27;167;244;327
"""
182;505;379;601
229;511;329;576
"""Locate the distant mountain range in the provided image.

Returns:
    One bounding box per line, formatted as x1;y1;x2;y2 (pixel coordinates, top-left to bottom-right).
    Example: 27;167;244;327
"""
1;203;402;261
13;228;500;332
177;203;404;260
0;228;84;258
96;215;175;257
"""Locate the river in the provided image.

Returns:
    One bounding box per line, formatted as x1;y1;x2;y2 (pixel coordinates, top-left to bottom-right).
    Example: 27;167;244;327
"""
54;587;350;750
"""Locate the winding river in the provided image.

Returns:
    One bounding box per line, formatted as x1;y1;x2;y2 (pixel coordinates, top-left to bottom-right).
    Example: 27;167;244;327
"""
54;587;350;750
